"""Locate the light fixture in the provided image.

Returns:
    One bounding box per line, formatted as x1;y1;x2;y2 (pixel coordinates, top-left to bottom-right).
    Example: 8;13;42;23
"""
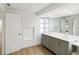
0;20;2;25
6;3;11;6
63;10;67;13
63;10;72;14
0;20;2;28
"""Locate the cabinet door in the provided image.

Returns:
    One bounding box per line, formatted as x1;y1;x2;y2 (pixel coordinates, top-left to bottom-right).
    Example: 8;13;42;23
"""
42;34;46;45
49;37;56;52
43;35;50;48
56;39;69;55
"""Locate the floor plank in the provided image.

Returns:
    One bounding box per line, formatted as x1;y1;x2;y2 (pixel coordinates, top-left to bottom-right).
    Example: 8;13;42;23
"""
10;45;54;55
0;48;1;55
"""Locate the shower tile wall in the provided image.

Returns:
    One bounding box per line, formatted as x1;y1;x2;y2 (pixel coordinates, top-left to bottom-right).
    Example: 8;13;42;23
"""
60;16;73;35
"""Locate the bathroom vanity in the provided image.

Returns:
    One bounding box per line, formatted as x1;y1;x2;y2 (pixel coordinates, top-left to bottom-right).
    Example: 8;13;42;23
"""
42;32;79;55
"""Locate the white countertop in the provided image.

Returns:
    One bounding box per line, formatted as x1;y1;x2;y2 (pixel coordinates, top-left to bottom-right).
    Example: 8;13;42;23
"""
43;32;79;46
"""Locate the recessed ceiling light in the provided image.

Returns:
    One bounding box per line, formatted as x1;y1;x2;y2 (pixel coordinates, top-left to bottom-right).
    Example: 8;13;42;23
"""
63;10;73;14
47;15;50;17
63;10;67;13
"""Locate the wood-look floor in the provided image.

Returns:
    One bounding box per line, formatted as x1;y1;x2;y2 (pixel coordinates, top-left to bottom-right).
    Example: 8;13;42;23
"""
0;48;1;55
10;45;55;55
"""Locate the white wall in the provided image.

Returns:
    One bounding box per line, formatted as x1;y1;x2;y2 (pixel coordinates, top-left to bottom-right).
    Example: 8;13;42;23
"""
21;15;41;48
0;5;3;49
72;14;79;36
5;8;41;54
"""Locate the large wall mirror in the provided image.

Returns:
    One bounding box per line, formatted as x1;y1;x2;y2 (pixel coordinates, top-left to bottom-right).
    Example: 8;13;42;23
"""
51;14;79;37
47;13;79;37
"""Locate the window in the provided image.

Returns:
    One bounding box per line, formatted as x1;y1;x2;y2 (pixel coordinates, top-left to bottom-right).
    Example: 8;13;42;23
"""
40;18;49;33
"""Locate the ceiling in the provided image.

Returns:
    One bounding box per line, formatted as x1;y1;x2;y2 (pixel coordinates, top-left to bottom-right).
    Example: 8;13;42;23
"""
40;3;79;18
5;3;52;13
5;3;79;18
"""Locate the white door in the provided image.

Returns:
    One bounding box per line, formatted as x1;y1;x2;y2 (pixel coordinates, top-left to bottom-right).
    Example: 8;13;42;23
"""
5;13;22;54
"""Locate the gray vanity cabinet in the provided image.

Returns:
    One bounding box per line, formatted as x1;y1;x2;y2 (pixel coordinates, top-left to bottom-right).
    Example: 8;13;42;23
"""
42;34;47;46
42;34;71;55
42;34;51;48
47;36;58;53
55;39;70;55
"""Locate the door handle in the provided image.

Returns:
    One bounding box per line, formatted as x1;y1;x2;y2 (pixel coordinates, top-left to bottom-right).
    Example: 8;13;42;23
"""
18;33;21;36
